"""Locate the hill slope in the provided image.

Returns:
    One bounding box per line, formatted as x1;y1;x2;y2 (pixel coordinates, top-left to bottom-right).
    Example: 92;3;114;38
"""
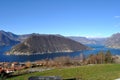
0;30;19;46
105;33;120;48
7;34;88;55
7;64;120;80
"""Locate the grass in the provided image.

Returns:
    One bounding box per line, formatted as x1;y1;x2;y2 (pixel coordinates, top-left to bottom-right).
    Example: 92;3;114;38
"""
6;64;120;80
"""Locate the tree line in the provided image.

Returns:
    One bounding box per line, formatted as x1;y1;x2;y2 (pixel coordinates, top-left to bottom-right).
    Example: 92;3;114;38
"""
87;50;113;64
25;50;115;68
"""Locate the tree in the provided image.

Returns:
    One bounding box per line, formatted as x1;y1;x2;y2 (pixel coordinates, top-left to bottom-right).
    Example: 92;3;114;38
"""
79;53;85;62
54;56;72;66
0;70;7;80
105;50;112;63
88;54;97;64
97;51;105;64
25;61;32;68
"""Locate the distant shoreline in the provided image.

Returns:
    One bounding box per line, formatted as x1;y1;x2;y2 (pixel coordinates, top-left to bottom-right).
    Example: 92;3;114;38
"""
6;50;85;56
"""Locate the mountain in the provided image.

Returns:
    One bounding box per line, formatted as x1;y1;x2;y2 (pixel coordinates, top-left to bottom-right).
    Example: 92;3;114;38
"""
0;30;18;40
0;30;19;46
7;34;89;55
88;38;106;45
105;33;120;49
68;36;106;45
18;34;31;42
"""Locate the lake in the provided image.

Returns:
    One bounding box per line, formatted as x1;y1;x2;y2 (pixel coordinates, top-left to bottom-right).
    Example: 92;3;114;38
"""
0;44;120;62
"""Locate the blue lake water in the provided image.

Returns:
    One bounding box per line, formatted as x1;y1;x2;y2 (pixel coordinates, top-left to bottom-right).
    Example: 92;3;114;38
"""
0;44;120;62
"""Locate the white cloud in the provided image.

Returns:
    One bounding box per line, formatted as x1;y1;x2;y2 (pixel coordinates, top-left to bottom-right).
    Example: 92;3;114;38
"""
114;16;120;18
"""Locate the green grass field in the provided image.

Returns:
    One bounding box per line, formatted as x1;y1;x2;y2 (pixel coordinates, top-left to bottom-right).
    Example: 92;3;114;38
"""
6;64;120;80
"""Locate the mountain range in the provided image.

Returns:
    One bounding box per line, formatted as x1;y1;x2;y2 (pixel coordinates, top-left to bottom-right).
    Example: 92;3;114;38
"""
1;30;120;55
0;30;89;55
68;36;106;45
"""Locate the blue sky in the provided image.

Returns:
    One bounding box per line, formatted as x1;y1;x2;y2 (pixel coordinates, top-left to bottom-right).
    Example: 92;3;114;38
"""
0;0;120;37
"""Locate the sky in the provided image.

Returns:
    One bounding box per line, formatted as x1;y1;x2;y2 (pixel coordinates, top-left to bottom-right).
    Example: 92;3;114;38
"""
0;0;120;38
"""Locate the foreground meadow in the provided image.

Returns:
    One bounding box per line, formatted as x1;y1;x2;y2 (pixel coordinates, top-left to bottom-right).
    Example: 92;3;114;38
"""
6;64;120;80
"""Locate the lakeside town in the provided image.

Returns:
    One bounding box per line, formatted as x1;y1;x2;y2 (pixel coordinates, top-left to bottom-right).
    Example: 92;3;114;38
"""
0;60;53;75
